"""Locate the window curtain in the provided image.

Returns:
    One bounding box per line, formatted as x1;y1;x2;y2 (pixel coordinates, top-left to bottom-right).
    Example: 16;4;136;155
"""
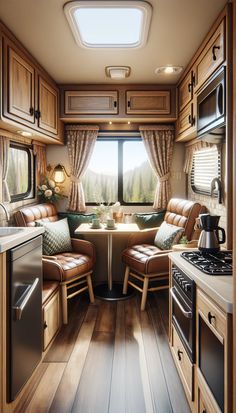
66;125;99;212
183;140;220;174
0;136;11;203
33;142;47;181
139;125;175;210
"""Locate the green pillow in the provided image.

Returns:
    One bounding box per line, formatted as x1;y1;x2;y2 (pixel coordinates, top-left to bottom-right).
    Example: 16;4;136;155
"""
36;218;72;255
58;212;96;237
134;210;166;229
154;221;184;250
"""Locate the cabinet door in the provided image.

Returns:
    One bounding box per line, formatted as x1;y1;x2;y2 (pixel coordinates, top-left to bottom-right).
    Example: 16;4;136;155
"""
38;76;58;135
176;102;196;141
195;20;225;90
7;47;35;123
43;291;60;350
65;91;118;114
178;71;193;112
126;91;170;114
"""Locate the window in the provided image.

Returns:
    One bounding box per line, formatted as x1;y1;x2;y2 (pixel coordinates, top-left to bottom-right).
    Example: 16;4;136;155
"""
191;146;221;195
82;137;156;204
6;143;35;202
64;1;152;48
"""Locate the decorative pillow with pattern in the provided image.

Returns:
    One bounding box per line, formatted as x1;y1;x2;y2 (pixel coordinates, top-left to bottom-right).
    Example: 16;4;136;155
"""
154;221;184;250
36;218;72;255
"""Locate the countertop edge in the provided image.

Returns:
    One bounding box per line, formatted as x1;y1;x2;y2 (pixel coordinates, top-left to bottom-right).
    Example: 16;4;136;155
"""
0;227;44;253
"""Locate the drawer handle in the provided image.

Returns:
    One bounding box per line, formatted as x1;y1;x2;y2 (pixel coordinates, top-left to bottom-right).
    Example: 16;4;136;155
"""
44;321;48;329
208;312;216;324
177;349;183;361
212;45;220;61
188;114;195;126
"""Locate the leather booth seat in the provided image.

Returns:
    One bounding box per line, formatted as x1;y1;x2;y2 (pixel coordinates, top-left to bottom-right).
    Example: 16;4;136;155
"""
14;203;95;324
122;198;206;310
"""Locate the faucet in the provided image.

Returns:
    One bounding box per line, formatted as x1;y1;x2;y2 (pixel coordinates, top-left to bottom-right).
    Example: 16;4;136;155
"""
210;178;223;204
0;202;10;222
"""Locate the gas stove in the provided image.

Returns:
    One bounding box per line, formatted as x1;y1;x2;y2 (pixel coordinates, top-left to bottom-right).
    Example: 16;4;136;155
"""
181;250;233;276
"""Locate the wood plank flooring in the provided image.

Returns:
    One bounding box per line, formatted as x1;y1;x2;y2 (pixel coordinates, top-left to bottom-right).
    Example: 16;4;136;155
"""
21;291;190;413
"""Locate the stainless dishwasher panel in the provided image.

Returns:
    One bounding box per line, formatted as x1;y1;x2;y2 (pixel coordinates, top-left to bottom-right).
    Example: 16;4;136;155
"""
7;235;42;402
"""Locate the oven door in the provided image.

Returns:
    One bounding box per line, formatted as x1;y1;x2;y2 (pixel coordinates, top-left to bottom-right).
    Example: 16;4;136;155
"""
171;283;195;362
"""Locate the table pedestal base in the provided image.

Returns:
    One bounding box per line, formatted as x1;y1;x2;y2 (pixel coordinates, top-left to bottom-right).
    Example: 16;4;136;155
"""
94;282;135;301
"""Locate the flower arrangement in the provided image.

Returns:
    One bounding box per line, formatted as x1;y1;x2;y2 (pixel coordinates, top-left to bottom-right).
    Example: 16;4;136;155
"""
92;201;121;221
37;178;64;203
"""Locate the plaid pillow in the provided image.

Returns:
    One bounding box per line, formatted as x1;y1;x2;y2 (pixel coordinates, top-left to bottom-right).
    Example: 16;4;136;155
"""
36;218;72;255
154;221;184;250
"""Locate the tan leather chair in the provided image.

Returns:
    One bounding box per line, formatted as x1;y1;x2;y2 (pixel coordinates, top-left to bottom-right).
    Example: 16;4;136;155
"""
14;203;95;324
122;198;206;310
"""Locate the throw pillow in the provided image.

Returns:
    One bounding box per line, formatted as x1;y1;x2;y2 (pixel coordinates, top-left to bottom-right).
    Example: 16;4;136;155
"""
134;210;166;229
36;218;72;255
154;221;184;250
58;212;96;237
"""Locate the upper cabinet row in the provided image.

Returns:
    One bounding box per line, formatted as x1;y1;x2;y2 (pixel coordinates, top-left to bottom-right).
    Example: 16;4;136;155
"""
176;17;225;141
0;24;63;144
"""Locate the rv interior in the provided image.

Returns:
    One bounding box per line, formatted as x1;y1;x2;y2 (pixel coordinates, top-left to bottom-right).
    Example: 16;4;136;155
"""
0;0;236;412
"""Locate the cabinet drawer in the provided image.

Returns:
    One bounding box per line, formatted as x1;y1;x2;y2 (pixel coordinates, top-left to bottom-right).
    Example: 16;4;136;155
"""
43;290;60;350
195;20;225;90
178;71;193;112
197;370;222;413
171;326;193;400
126;90;170;114
64;91;118;114
197;289;226;339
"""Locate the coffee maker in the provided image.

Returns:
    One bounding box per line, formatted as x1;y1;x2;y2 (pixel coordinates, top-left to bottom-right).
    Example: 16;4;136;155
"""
197;214;226;253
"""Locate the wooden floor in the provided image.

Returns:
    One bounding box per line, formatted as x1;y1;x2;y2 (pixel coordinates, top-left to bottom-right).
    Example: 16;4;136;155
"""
16;291;190;413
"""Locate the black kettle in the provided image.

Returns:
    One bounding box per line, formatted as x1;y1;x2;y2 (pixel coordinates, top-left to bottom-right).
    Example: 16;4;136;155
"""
197;214;226;253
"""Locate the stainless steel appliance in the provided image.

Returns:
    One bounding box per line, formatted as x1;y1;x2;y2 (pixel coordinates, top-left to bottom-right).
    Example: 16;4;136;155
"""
7;236;42;402
181;250;232;275
171;265;196;362
197;214;226;253
197;66;225;138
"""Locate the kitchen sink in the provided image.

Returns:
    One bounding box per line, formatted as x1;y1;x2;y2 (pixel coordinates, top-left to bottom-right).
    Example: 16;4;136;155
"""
0;228;24;237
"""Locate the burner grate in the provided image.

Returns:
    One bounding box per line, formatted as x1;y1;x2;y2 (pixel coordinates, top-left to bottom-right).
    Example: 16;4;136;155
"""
181;251;233;276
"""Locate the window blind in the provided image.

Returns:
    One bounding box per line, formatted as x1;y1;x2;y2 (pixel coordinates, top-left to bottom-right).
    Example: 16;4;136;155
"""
191;147;221;195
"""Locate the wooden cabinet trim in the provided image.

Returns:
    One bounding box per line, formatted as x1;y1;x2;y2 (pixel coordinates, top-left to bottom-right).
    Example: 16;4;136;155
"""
197;289;227;339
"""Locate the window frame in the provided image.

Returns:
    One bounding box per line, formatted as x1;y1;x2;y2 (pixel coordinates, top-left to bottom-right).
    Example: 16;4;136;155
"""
191;145;221;196
8;142;35;203
84;136;154;206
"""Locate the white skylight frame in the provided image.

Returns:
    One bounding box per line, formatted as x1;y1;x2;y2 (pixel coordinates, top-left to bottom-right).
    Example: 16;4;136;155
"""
64;1;152;49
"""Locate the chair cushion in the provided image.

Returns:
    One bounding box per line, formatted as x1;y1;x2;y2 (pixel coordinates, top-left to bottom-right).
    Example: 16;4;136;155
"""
122;244;168;275
44;252;93;281
154;221;184;250
36;218;72;255
134;210;166;229
58;212;96;237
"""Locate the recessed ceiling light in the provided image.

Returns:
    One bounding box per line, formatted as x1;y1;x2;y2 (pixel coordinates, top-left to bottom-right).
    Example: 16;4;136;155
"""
105;66;131;79
64;1;152;49
155;66;183;75
17;130;33;137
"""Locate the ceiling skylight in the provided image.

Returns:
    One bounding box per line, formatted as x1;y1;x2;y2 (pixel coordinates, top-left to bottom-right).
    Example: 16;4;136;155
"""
64;1;152;49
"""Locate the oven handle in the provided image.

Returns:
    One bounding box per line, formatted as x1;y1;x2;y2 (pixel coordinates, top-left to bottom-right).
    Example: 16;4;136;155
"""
13;278;39;321
170;287;192;319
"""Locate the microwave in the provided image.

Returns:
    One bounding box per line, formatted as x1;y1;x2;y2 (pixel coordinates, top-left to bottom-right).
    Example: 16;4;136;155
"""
197;67;225;137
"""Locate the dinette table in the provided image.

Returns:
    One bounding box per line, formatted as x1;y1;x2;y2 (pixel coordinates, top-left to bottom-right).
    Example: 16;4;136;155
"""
75;222;140;300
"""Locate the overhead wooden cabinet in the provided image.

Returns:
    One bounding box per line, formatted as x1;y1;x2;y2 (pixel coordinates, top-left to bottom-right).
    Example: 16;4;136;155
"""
195;19;225;91
64;90;118;115
176;101;196;141
126;90;170;114
178;70;194;113
1;27;63;143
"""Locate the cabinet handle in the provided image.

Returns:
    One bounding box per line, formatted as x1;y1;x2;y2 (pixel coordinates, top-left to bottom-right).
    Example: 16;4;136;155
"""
44;321;48;329
127;101;131;108
188;114;195;126
114;101;117;108
29;107;34;116
177;349;183;361
188;82;192;93
212;45;220;61
208;312;216;324
35;110;41;119
202;410;206;413
192;73;195;87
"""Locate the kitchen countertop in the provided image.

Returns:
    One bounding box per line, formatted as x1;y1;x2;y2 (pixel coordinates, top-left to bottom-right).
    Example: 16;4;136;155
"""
0;227;44;253
169;251;233;314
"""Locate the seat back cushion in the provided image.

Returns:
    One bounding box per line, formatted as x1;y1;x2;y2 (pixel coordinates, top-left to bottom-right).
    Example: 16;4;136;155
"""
164;198;206;241
154;221;184;250
58;212;96;237
14;203;58;227
134;210;166;229
36;218;72;256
